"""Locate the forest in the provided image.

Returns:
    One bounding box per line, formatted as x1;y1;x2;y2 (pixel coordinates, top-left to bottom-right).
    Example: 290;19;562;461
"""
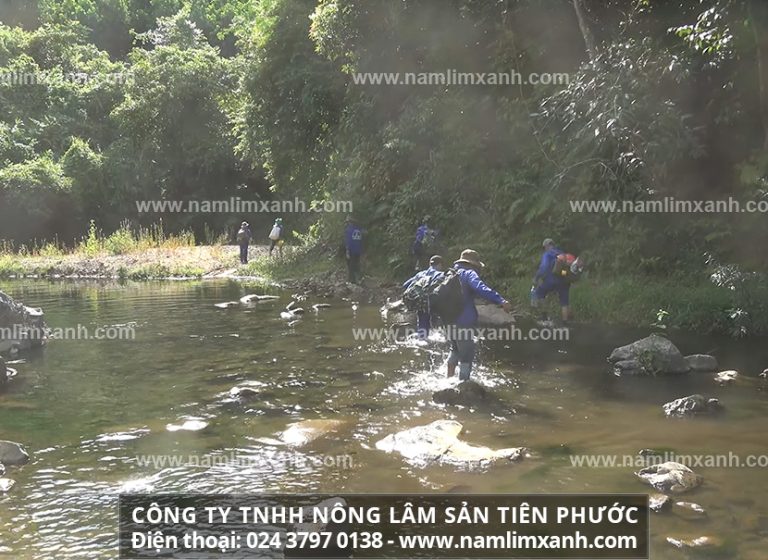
2;0;768;330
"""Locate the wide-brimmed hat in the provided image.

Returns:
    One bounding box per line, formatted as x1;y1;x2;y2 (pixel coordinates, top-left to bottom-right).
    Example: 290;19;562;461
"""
455;249;484;269
241;221;249;227
542;238;555;248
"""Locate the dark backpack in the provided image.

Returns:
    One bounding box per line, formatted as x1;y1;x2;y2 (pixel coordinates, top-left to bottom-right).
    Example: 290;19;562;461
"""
403;272;443;313
429;268;465;324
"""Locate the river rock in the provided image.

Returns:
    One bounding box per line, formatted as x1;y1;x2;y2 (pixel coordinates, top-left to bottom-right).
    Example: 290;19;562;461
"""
672;501;707;520
280;419;345;447
229;385;262;401
0;440;30;466
684;354;718;372
612;359;647;376
635;461;703;494
376;420;528;467
714;370;738;385
608;334;689;375
214;301;240;309
240;294;279;304
433;380;489;406
0;478;14;493
666;536;723;549
663;394;722;418
0;290;48;353
166;419;208;432
476;302;516;326
649;494;671;512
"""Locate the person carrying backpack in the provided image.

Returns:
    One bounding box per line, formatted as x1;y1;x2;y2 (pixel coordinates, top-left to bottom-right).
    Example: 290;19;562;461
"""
531;238;581;322
443;249;511;380
344;216;364;284
412;216;439;271
268;218;284;258
236;221;252;264
402;255;445;338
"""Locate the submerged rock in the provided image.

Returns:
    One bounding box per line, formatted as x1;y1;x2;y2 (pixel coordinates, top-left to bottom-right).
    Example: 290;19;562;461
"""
714;370;739;385
0;290;48;353
433;381;489;406
672;501;707;520
214;301;240;309
0;478;14;493
0;440;30;466
280;419;345;447
240;294;279;304
376;419;528;468
663;394;723;418
608;334;689;375
666;536;723;550
166;419;208;432
635;461;703;494
229;385;262;401
649;494;671;513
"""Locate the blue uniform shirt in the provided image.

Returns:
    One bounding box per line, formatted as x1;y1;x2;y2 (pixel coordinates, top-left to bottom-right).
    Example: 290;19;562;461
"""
345;224;363;255
454;263;506;327
535;247;563;283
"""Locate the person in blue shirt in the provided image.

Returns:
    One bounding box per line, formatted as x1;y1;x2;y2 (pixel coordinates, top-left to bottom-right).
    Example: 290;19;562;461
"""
412;216;439;271
344;216;364;284
531;238;571;321
447;249;511;380
402;255;445;338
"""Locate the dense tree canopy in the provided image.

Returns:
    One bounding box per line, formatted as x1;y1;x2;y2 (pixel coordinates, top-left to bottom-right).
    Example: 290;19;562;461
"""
1;0;768;277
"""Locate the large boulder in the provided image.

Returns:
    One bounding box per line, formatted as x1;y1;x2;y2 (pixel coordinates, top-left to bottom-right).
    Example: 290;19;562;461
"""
476;302;516;326
684;354;718;372
0;290;48;354
0;440;30;466
635;461;703;494
608;334;689;375
376;419;528;468
663;394;723;418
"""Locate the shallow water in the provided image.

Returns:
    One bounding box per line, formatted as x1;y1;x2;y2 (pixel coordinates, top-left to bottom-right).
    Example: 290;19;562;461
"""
1;279;767;559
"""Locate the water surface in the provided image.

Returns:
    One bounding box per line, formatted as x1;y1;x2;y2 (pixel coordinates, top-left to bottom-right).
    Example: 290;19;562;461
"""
1;280;767;559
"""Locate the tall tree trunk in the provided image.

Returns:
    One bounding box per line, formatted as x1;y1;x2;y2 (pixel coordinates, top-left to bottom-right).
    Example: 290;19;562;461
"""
749;0;768;151
572;0;599;63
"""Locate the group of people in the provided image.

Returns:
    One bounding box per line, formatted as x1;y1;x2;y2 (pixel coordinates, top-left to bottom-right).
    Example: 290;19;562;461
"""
402;237;579;381
236;218;285;264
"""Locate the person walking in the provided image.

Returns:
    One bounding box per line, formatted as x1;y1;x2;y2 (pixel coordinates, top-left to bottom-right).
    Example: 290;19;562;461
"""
446;249;511;380
344;216;364;284
531;238;571;322
412;216;439;271
268;218;285;258
236;221;252;264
